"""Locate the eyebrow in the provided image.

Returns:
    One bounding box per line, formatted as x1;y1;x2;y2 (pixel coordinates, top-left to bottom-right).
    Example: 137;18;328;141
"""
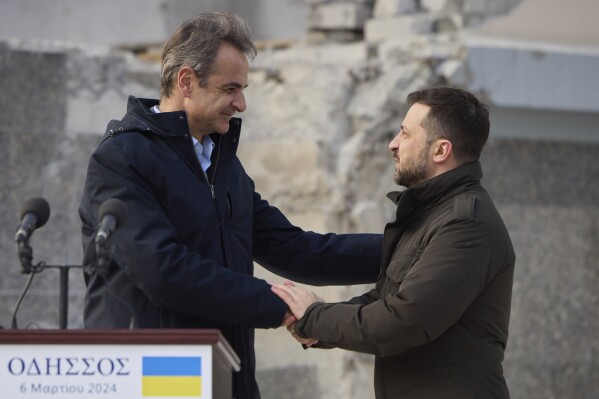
223;81;248;89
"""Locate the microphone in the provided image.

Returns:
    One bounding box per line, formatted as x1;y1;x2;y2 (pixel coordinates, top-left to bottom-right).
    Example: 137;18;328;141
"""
93;198;136;327
15;198;51;243
95;198;128;245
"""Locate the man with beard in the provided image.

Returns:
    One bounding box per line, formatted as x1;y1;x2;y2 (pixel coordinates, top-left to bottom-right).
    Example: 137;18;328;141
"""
272;87;516;399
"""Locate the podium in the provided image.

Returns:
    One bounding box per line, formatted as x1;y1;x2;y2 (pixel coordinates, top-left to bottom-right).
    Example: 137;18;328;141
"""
0;329;240;399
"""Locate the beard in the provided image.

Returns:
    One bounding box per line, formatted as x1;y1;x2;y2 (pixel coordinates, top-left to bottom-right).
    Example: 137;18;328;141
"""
394;145;429;188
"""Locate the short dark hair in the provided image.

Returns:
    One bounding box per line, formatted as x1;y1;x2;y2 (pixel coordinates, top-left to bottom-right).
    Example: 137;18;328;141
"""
407;87;490;163
160;11;257;99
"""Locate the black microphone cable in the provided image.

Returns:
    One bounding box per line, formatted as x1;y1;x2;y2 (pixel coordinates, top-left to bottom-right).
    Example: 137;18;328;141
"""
107;278;138;330
10;263;43;329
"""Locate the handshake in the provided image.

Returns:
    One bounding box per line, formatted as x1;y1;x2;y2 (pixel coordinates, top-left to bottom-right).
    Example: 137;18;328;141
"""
271;280;324;348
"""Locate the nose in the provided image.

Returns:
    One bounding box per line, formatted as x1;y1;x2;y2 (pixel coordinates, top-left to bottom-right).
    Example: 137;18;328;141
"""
389;132;400;152
232;91;246;113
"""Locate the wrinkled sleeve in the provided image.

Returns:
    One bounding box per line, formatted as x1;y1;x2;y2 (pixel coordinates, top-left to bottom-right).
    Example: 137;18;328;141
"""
251;191;383;286
295;218;494;356
79;135;287;328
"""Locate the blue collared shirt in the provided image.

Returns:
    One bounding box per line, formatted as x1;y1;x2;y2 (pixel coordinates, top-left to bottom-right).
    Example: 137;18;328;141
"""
151;105;214;175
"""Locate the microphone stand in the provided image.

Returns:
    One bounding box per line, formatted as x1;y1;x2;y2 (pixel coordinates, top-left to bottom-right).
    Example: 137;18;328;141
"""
16;240;82;329
93;238;138;329
17;240;33;275
43;263;83;329
94;240;112;278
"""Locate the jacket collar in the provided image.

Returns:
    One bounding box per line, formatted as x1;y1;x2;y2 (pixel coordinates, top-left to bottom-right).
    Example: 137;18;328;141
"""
101;96;242;186
106;96;242;139
129;97;187;137
387;162;483;217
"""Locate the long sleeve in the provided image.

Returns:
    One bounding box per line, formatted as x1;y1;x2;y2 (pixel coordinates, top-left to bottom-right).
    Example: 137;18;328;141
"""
251;191;383;286
295;218;502;357
80;133;287;329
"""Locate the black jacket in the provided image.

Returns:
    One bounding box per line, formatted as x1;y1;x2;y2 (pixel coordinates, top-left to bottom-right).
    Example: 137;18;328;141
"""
296;162;515;398
79;96;382;399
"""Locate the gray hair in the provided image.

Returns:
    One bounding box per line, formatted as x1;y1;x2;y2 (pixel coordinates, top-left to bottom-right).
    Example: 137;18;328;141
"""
160;11;257;99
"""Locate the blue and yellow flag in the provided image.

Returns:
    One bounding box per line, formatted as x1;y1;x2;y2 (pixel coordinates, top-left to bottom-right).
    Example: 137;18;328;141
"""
142;356;202;397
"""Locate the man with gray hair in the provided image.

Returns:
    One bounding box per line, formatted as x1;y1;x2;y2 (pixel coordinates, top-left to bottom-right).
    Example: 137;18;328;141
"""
79;11;382;399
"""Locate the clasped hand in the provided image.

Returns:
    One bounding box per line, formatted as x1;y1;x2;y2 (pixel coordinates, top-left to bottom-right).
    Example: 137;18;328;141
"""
272;280;323;347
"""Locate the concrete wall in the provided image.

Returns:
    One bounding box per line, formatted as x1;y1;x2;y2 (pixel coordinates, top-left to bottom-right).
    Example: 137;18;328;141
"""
0;42;158;329
480;139;599;399
1;1;598;398
0;0;307;45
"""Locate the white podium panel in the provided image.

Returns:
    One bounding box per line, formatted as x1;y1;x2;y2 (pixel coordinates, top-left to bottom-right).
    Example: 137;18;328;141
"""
0;330;239;399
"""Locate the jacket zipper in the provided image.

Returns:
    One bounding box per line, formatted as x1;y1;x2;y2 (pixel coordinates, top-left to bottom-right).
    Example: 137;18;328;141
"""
226;192;233;224
208;135;222;200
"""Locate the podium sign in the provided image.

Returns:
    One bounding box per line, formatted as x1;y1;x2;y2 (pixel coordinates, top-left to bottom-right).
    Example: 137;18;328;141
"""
0;329;240;399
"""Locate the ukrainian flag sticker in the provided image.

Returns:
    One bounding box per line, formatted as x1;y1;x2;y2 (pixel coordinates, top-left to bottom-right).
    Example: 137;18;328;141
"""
142;356;202;397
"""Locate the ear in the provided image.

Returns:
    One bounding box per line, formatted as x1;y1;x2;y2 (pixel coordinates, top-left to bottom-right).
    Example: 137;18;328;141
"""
177;66;196;98
432;139;453;163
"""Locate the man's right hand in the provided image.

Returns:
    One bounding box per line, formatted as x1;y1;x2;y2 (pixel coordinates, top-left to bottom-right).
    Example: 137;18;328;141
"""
287;321;318;347
281;310;297;328
271;280;324;319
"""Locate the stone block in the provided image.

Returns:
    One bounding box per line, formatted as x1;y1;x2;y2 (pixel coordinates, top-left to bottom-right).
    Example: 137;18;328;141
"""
434;13;463;33
347;62;433;120
364;14;435;41
236;139;329;203
309;2;370;30
465;39;599;113
373;0;418;18
244;63;354;145
377;35;462;63
306;29;365;44
254;42;369;67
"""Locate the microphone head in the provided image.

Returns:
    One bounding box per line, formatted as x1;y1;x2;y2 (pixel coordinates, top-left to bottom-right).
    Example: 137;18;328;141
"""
19;197;51;228
98;198;128;228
